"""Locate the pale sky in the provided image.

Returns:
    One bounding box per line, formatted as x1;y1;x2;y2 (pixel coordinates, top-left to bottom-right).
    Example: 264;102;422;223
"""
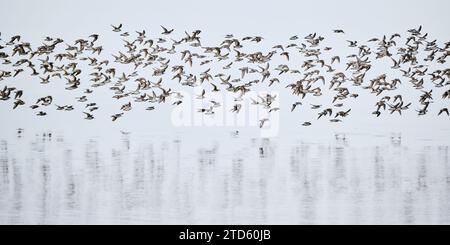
0;0;449;139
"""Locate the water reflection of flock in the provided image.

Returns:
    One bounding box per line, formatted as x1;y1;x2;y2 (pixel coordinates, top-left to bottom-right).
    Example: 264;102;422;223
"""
0;131;449;224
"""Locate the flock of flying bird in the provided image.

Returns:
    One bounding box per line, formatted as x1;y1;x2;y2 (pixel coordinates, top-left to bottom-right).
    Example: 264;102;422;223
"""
0;24;449;127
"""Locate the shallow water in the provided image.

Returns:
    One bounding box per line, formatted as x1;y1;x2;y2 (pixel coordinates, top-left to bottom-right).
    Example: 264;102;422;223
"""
0;130;449;224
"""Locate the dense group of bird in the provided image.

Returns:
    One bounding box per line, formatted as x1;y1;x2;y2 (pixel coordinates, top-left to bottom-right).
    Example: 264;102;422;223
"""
0;25;449;127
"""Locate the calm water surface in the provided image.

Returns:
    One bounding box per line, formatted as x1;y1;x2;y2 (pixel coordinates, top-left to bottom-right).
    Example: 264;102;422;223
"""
0;130;449;224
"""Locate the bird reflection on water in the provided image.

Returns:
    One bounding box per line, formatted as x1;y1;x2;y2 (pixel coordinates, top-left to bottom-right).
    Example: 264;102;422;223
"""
0;130;449;224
